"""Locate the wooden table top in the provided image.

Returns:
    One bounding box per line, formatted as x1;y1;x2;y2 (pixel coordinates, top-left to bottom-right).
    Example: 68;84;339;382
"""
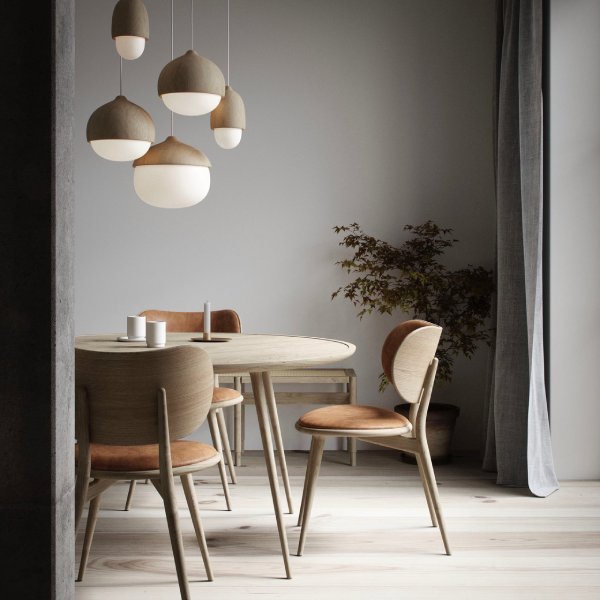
75;332;356;374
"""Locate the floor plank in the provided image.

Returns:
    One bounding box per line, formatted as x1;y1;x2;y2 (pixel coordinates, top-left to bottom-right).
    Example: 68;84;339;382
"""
75;451;600;599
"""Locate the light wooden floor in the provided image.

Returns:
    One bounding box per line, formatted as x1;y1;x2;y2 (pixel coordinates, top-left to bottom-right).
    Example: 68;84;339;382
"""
75;451;600;600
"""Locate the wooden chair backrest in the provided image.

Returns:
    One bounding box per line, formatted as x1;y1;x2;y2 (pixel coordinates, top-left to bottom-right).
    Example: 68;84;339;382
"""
381;320;442;404
75;346;214;445
139;309;242;333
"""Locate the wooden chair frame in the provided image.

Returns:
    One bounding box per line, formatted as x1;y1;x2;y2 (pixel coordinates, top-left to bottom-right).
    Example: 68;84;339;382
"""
295;323;451;557
75;346;219;599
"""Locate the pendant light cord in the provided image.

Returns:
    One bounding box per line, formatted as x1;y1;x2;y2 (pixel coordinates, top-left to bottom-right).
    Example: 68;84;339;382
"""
191;0;194;50
170;0;174;136
227;0;230;85
119;56;123;96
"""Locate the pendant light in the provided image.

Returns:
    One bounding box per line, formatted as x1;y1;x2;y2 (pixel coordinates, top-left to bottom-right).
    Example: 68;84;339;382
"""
133;136;211;208
86;59;155;161
157;0;225;116
210;0;246;149
132;0;211;208
211;86;245;149
111;0;149;60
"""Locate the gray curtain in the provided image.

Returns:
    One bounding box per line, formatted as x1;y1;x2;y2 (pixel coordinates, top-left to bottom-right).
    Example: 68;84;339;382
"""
483;0;558;497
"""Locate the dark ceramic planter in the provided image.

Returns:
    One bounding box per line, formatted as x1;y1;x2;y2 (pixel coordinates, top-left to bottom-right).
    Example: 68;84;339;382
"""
394;402;460;465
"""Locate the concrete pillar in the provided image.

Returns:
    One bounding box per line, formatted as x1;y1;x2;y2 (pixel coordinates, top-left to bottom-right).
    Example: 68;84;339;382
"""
0;1;75;598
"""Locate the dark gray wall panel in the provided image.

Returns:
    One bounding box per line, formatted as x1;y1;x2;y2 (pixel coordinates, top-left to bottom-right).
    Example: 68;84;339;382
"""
0;1;74;597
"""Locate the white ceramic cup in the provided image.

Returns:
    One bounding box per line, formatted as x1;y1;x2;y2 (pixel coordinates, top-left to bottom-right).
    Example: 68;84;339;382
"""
127;315;146;340
146;320;166;348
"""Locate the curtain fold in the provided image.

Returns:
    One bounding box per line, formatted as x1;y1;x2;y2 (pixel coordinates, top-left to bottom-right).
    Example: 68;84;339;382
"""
483;0;558;497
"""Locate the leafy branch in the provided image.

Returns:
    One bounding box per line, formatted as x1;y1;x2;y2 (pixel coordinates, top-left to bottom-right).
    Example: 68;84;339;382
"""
332;222;494;385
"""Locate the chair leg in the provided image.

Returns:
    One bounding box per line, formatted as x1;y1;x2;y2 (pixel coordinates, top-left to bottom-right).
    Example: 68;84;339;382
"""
348;438;357;467
124;480;136;511
297;437;315;527
415;452;438;527
419;443;451;555
241;403;246;462
234;402;243;467
208;410;232;510
153;476;191;600
216;408;237;484
77;489;102;582
181;474;214;581
234;377;243;467
74;460;91;535
297;436;325;556
348;376;357;467
297;475;309;528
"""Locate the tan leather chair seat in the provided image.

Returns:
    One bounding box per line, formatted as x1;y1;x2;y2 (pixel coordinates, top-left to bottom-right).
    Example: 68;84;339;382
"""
76;440;218;472
212;387;242;404
298;404;411;431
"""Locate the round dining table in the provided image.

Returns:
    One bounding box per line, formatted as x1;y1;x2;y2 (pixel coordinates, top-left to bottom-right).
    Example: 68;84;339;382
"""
75;332;356;578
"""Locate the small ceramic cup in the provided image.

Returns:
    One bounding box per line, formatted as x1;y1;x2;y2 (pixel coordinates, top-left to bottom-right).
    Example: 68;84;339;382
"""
146;320;166;348
127;315;146;340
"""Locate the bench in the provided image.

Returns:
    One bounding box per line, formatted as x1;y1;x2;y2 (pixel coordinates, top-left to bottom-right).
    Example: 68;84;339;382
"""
219;368;357;466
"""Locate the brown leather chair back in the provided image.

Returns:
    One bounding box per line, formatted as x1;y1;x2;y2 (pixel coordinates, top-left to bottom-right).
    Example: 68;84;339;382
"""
75;346;214;445
139;309;242;333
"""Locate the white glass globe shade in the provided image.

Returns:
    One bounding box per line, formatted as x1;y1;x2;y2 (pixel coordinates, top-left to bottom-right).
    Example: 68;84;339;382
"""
161;92;222;116
90;139;151;161
214;127;243;150
115;36;146;60
133;164;210;208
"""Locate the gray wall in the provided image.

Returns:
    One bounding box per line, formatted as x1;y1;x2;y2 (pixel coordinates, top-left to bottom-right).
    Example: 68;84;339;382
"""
75;0;495;452
550;0;600;479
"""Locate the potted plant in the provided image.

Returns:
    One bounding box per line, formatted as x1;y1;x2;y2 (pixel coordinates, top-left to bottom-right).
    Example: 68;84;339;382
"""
332;221;494;462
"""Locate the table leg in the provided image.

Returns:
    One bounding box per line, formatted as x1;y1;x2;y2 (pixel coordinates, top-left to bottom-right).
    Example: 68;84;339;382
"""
250;372;292;579
262;371;294;514
234;376;243;466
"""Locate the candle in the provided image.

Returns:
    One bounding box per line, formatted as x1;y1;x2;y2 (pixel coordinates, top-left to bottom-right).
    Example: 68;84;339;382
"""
204;301;211;339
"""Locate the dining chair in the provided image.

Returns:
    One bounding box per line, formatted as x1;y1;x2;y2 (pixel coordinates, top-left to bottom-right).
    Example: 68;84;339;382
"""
294;319;451;557
123;308;243;512
75;346;218;598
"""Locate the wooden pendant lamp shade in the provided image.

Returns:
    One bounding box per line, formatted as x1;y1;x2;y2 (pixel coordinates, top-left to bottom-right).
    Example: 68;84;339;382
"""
111;0;149;40
86;95;155;161
157;50;226;116
86;96;155;144
210;85;246;130
133;136;210;167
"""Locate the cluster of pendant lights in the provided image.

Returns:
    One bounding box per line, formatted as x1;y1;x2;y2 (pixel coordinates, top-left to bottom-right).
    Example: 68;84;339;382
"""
86;0;246;209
